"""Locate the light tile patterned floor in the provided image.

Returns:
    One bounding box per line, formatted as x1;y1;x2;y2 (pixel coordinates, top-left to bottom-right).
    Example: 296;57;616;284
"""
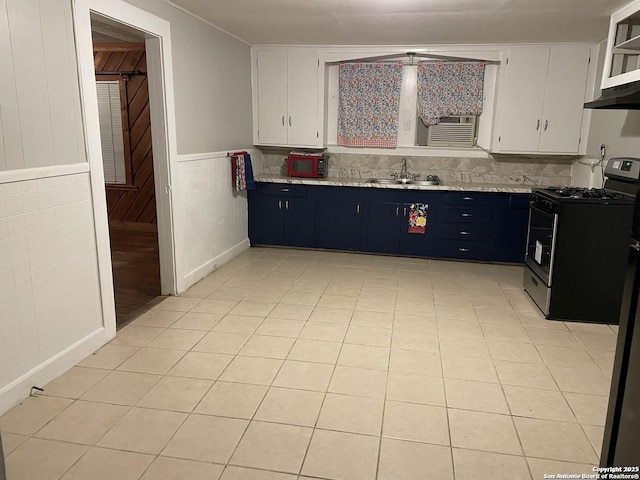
1;247;617;480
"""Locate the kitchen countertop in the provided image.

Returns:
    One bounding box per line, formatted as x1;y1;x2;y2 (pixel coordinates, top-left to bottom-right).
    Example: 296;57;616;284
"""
254;174;536;193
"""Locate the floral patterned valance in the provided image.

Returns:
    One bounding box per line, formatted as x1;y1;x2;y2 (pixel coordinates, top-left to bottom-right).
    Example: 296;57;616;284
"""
417;62;485;126
337;63;403;148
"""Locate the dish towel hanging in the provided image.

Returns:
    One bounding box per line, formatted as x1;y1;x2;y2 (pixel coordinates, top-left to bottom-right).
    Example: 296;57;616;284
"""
231;151;255;191
408;203;428;234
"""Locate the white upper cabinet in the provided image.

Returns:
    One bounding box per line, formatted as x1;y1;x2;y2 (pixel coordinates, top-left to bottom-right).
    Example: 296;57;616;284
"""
602;0;640;89
254;48;320;147
492;45;591;155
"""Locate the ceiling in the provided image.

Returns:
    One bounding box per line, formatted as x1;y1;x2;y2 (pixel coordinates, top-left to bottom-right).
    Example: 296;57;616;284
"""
91;15;146;43
167;0;629;45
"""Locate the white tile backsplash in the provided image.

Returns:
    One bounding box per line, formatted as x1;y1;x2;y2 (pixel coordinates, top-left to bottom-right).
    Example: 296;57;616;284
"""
0;172;103;392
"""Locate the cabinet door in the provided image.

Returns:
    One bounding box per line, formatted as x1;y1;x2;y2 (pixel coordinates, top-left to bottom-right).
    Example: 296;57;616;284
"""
490;195;530;263
538;46;590;154
399;203;436;257
362;203;401;254
316;199;362;251
257;50;288;145
283;197;316;248
248;195;284;245
602;1;640;89
287;50;319;147
496;48;549;153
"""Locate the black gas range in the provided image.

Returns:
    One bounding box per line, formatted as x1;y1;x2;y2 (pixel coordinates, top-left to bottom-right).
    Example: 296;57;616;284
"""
524;167;637;324
531;186;631;211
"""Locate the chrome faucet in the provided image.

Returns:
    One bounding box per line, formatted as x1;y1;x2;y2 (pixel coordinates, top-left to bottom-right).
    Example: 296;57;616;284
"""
390;158;419;180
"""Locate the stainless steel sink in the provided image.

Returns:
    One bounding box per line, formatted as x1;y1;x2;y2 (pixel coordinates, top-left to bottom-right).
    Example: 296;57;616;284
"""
406;179;441;186
367;178;405;184
367;178;441;186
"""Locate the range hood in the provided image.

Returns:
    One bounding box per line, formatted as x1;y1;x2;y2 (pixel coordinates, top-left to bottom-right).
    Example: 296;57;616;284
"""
584;81;640;109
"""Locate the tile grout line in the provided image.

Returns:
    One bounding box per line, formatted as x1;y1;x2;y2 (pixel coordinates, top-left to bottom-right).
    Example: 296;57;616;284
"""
295;276;350;478
373;303;395;480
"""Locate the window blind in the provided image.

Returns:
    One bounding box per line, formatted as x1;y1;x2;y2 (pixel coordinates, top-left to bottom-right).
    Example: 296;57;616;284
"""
96;81;126;184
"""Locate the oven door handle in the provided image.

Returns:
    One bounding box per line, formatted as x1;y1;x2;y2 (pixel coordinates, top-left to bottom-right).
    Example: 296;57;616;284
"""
529;202;557;219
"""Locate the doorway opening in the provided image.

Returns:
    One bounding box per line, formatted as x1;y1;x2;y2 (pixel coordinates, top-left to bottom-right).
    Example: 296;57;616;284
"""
91;17;162;327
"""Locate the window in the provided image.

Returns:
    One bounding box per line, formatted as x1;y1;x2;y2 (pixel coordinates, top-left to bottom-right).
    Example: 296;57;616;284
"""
96;79;131;185
325;52;498;152
337;62;403;148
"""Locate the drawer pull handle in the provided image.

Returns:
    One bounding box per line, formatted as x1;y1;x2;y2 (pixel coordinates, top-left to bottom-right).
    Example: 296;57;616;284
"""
531;276;539;287
282;116;285;126
278;200;282;209
281;188;290;192
461;213;473;217
458;248;471;252
396;207;399;216
289;116;292;127
459;231;471;235
462;196;474;201
285;200;289;210
356;204;360;214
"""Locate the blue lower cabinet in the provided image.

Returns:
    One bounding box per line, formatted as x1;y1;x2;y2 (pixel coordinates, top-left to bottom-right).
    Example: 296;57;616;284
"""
283;197;316;248
248;190;316;248
438;239;489;260
316;199;362;250
440;223;490;241
362;203;402;254
362;201;436;257
248;195;284;245
250;183;528;264
490;194;530;263
399;202;436;257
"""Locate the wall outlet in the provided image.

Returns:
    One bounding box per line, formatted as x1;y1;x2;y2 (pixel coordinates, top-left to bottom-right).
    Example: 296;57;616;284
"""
403;118;411;131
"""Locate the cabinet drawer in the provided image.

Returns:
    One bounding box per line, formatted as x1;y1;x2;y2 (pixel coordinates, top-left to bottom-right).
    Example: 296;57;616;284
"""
440;223;489;241
443;192;494;206
442;206;490;223
438;240;488;260
261;184;307;196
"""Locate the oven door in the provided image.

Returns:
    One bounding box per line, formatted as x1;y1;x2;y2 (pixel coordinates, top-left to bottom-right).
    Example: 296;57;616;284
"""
525;203;558;286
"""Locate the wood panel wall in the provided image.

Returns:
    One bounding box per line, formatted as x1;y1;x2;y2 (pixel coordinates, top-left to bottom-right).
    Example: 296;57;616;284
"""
94;42;157;229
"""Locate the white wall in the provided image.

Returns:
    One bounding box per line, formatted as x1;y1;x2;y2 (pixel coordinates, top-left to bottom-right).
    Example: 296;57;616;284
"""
0;171;108;413
0;0;85;171
177;151;257;287
0;0;110;414
0;0;255;413
124;0;253;155
117;0;255;290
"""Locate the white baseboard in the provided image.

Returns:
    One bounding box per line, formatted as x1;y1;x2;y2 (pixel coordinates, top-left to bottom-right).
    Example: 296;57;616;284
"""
0;327;112;415
181;238;250;292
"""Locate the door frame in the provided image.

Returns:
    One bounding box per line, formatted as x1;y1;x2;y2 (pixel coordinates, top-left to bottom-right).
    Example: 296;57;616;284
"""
73;0;180;338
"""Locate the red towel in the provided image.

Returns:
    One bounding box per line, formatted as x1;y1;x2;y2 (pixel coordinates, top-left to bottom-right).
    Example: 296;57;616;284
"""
231;151;247;191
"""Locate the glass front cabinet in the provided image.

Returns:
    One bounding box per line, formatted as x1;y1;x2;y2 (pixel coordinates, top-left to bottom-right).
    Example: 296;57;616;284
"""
603;0;640;88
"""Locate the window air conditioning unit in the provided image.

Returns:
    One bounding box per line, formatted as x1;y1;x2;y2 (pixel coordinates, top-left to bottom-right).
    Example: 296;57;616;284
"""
417;115;477;147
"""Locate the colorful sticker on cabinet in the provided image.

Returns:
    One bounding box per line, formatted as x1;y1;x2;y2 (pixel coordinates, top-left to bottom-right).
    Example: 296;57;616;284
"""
408;203;428;234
